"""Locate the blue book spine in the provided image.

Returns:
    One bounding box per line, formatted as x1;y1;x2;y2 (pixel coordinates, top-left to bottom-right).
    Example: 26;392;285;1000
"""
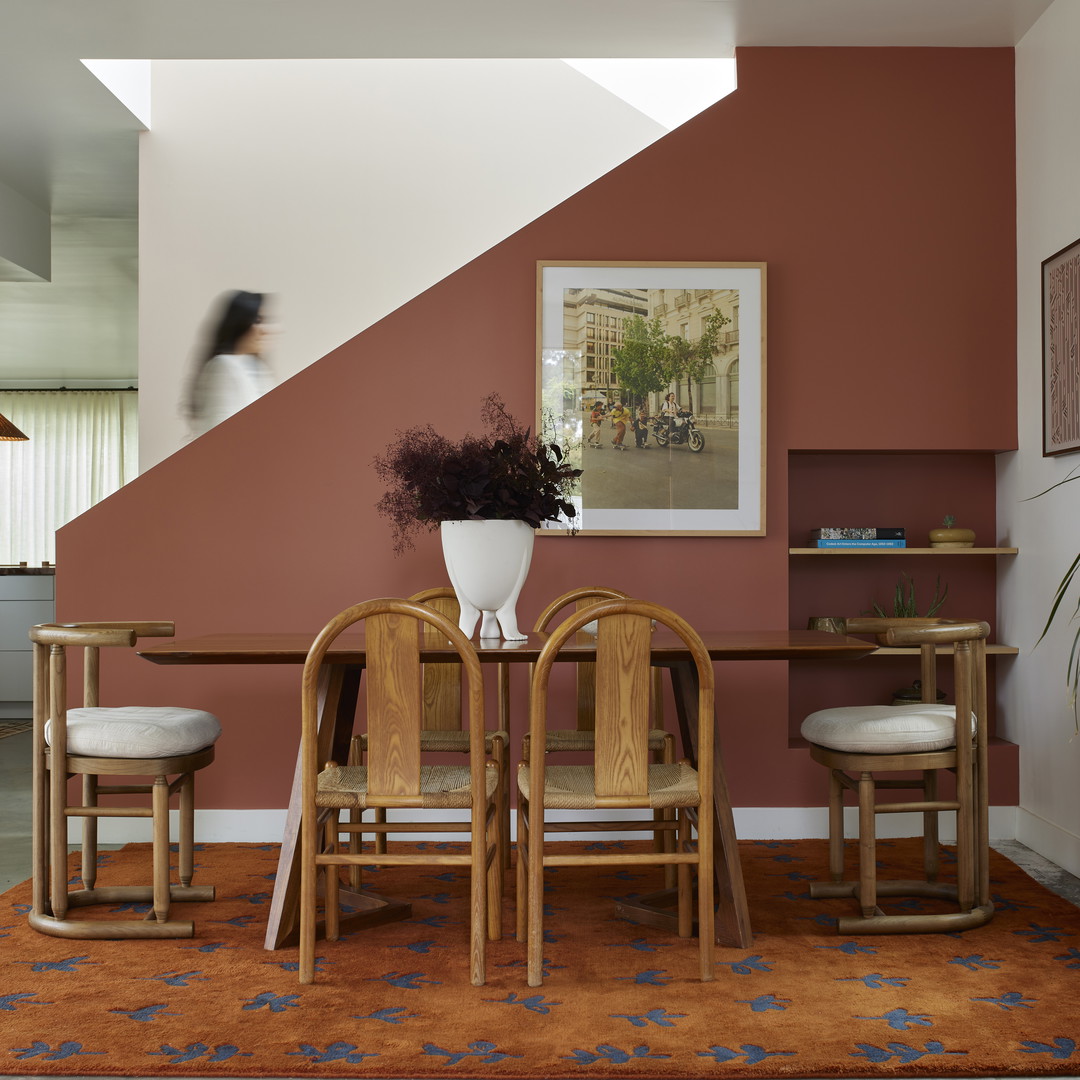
812;538;907;548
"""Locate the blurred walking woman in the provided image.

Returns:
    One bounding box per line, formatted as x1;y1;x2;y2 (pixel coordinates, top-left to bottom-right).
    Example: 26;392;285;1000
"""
185;290;275;438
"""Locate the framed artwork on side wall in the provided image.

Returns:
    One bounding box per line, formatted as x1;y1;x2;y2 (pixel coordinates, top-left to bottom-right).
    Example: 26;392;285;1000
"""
1043;237;1080;456
537;261;766;536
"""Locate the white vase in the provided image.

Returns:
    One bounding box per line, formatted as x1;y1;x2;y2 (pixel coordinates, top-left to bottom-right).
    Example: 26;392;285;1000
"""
440;519;534;640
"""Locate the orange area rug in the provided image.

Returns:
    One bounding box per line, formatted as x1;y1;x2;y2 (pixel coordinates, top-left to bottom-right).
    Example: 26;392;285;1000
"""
2;839;1079;1078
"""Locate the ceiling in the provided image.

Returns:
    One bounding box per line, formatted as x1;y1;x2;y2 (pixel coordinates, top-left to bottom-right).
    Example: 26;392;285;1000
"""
0;0;1055;221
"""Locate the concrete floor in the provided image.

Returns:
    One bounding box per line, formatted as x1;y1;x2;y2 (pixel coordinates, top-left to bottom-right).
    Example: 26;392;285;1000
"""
3;725;1079;1080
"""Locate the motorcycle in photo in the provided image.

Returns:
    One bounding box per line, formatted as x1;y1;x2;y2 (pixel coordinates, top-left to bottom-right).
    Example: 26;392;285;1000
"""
651;409;705;452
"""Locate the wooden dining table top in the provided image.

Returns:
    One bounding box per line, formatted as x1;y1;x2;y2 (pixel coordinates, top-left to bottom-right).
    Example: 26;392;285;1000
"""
138;628;878;666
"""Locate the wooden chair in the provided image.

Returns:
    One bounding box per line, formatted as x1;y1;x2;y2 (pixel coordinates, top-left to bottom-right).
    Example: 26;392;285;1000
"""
525;586;676;879
347;587;510;871
28;622;221;939
517;598;715;986
801;616;993;934
299;598;501;986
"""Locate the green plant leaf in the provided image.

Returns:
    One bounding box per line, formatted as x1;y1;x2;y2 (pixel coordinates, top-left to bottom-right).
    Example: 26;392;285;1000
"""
1035;552;1080;645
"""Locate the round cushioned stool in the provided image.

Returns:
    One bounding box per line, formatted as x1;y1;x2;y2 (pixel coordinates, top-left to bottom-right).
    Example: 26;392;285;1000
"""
800;617;994;935
30;622;222;940
802;703;972;755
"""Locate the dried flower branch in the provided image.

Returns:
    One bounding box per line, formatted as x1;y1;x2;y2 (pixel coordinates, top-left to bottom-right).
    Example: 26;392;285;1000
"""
374;394;582;553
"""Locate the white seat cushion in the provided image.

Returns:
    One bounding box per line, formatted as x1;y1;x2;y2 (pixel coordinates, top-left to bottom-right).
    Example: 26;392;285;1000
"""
47;706;222;758
801;704;969;754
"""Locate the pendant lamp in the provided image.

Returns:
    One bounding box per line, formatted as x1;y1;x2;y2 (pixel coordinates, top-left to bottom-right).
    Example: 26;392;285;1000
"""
0;411;28;441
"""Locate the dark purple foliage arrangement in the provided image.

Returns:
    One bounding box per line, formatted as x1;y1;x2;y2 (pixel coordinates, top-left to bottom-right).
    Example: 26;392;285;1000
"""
374;394;582;553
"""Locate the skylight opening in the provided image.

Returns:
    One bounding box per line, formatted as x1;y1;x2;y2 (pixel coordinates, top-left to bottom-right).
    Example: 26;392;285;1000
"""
560;58;737;131
81;59;152;128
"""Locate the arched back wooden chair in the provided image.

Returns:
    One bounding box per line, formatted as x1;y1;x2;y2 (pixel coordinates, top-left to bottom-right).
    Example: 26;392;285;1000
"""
347;587;510;871
517;599;715;987
300;598;501;986
801;616;993;934
525;586;676;878
29;622;221;939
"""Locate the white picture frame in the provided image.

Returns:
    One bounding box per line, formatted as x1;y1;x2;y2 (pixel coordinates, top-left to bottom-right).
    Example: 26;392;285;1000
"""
537;261;766;536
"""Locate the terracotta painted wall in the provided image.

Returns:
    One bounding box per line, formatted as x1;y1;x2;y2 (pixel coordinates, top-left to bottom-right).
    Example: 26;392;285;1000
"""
56;47;1018;817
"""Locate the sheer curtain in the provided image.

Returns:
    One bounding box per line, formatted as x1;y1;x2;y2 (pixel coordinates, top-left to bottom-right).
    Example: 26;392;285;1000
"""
0;391;139;565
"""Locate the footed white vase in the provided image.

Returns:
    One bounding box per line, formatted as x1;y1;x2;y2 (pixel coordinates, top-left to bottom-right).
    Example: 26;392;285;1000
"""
440;519;534;640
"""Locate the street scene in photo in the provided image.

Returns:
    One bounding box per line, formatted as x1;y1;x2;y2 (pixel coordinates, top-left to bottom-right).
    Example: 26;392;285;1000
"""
579;419;739;510
542;281;743;521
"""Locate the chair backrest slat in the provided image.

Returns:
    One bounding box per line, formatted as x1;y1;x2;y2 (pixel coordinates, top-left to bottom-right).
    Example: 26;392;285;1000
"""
594;612;653;797
919;644;936;704
411;588;463;733
533;587;630;734
84;646;100;707
366;611;423;797
574;596;606;730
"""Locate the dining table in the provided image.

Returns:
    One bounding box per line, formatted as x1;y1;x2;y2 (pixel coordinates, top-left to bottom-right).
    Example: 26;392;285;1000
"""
139;627;877;952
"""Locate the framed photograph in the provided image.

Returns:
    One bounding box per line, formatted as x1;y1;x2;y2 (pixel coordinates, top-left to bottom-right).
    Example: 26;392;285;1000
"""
1043;237;1080;456
537;261;766;536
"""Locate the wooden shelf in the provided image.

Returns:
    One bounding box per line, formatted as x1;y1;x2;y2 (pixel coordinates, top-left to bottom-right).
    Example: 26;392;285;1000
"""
789;546;1017;555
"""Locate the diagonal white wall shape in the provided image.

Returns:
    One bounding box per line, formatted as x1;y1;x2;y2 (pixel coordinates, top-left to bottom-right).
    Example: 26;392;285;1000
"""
561;58;736;130
139;59;681;469
81;60;151;129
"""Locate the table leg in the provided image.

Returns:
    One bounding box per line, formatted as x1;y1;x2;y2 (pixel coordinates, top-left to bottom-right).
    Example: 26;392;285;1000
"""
612;659;753;949
263;663;411;950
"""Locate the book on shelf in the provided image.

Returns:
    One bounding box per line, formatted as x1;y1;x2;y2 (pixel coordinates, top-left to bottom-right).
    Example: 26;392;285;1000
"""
811;538;907;548
809;527;905;540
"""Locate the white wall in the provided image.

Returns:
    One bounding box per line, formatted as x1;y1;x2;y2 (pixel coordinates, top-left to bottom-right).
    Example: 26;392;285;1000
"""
1001;0;1080;875
138;59;672;470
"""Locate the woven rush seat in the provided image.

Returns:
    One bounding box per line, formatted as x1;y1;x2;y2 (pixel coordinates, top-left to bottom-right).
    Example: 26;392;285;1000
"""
802;704;973;754
518;761;701;810
317;761;499;810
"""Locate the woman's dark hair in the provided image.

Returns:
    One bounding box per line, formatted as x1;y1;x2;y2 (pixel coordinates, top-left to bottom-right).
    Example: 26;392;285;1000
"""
200;290;264;364
183;290;265;419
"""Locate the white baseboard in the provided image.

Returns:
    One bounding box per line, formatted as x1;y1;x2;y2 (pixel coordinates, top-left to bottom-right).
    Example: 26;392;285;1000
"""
1015;807;1080;878
733;806;1018;842
69;806;1022;846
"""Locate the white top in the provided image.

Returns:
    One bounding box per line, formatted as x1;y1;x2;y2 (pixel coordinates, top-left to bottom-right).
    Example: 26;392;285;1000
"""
189;353;275;438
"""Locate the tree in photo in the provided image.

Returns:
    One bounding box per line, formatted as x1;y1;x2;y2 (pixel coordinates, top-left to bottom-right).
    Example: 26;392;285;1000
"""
613;308;731;412
611;315;674;403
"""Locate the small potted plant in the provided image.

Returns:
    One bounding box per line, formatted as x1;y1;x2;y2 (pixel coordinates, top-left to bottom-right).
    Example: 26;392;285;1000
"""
374;394;581;640
868;572;949;642
928;514;976;548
